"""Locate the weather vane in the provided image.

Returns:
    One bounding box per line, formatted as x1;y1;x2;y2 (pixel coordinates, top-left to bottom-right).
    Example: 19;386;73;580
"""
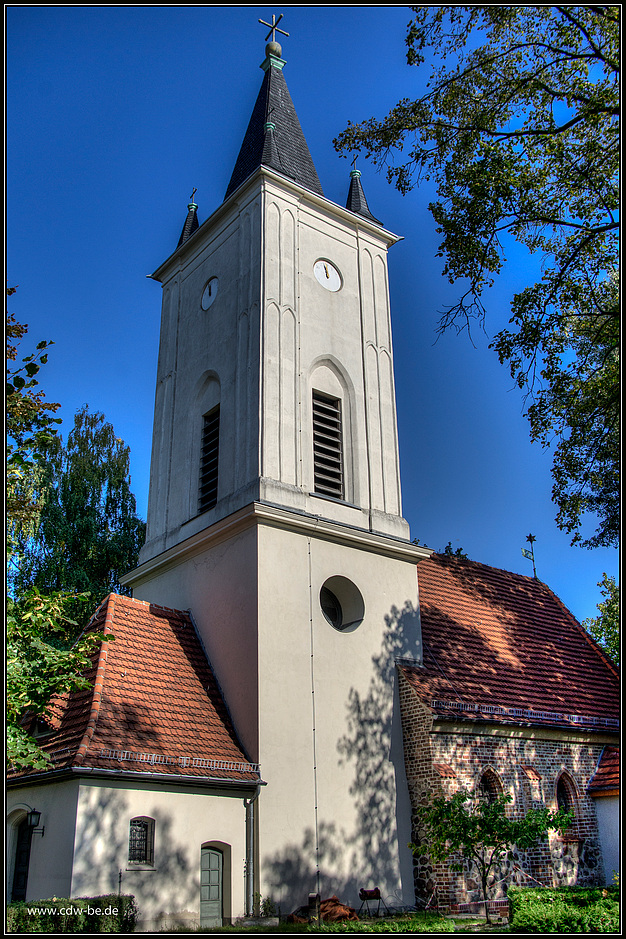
259;13;289;44
521;533;537;579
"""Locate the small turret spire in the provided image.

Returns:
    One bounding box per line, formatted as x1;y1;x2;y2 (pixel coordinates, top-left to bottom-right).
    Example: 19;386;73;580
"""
345;160;382;225
177;189;200;248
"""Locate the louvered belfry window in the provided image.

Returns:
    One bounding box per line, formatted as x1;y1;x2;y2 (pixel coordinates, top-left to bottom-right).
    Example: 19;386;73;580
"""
198;406;220;513
312;391;344;499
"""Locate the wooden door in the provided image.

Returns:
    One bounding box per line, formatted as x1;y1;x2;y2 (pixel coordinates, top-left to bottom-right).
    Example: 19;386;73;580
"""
200;847;223;928
11;819;33;902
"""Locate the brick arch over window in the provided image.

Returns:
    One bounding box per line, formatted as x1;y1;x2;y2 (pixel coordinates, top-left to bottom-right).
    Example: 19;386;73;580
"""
477;766;504;804
555;770;580;837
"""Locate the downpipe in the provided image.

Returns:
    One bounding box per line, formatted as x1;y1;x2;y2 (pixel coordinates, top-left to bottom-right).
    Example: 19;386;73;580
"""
244;786;261;917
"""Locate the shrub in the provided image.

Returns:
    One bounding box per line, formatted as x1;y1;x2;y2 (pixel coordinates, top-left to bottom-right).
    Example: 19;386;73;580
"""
6;894;138;933
508;886;619;933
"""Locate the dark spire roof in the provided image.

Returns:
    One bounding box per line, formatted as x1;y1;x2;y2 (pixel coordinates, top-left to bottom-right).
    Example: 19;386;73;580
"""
346;169;382;225
177;197;199;248
225;43;324;201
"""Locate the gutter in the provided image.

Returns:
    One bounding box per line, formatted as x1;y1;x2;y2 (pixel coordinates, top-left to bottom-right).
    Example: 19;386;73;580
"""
8;764;265;791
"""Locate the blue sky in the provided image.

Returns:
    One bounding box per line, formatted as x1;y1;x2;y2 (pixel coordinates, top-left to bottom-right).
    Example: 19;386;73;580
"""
7;5;618;624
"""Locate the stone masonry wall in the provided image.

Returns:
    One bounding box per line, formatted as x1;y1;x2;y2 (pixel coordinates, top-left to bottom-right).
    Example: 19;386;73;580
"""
397;671;609;910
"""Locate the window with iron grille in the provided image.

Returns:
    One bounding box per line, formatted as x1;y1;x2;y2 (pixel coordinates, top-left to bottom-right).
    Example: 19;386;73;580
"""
128;817;155;865
312;391;343;499
199;405;220;513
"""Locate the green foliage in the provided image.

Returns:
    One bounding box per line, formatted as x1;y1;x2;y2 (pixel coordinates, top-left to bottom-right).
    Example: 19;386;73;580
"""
439;542;468;558
6;291;62;552
508;885;619;933
308;913;454;933
334;6;619;549
310;914;454;933
412;790;572;923
13;405;146;630
6;894;138;933
583;573;619;665
6;589;109;769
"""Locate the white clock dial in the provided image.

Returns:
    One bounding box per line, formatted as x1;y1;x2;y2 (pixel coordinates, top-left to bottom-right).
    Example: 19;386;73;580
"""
314;259;342;292
201;277;219;310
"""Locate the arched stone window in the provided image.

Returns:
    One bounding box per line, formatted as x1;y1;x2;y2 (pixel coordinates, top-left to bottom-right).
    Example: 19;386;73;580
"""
478;768;503;804
555;771;578;824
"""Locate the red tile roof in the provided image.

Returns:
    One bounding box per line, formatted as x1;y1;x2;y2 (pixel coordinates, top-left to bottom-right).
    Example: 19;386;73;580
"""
588;746;620;794
400;555;619;732
10;594;259;784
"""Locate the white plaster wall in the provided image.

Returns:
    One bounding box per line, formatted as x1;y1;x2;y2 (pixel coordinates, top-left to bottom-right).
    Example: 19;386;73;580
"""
7;781;79;902
132;523;259;761
71;779;247;926
260;179;407;539
142;191;262;562
256;522;421;912
593;795;619;883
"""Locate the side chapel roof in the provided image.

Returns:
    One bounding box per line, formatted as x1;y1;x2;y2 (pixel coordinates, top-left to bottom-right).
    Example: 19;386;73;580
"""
224;42;324;201
9;594;259;785
588;745;620;796
400;554;620;732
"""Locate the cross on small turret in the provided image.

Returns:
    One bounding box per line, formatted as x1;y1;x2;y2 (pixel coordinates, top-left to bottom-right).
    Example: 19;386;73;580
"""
259;13;289;43
190;187;197;203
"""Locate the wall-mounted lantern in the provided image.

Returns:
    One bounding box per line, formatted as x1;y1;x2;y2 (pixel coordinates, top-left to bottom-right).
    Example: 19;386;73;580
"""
26;808;45;837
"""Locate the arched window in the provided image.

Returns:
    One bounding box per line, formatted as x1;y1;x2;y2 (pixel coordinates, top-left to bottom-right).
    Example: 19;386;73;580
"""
478;768;502;805
128;816;155;865
556;772;577;818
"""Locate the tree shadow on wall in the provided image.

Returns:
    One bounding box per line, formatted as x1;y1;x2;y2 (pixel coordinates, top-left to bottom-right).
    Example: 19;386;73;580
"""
263;601;420;912
71;787;195;924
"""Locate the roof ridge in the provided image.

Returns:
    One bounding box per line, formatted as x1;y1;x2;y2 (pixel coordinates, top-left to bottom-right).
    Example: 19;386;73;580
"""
73;594;116;767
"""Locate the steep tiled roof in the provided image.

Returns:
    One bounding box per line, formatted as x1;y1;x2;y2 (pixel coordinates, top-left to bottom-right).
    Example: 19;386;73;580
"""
224;52;323;201
400;554;619;731
10;594;259;784
588;746;620;794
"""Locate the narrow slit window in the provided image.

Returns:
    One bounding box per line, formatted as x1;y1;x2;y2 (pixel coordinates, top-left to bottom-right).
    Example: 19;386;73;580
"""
129;817;155;865
313;391;343;499
199;405;220;513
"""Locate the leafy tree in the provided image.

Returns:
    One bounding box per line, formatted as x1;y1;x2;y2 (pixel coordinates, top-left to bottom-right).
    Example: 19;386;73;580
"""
7;590;104;769
6;287;61;551
440;541;468;559
583;573;619;665
335;6;619;549
14;405;146;629
412;789;572;924
6;295;109;769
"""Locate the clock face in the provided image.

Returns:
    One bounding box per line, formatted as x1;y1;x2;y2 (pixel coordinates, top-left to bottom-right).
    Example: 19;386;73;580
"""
201;277;218;310
314;259;342;292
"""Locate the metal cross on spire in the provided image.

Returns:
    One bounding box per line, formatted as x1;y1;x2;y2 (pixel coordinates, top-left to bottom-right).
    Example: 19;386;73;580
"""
259;13;289;43
190;187;198;203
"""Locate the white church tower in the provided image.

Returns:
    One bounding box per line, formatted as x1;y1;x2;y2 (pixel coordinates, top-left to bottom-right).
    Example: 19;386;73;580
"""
124;26;430;912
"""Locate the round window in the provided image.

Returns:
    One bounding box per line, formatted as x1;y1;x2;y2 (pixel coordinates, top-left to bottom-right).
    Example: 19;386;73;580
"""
320;576;364;632
201;277;219;310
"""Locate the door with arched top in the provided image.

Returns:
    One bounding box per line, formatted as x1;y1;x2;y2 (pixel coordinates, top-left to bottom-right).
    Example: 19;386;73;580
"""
11;818;33;902
200;846;223;928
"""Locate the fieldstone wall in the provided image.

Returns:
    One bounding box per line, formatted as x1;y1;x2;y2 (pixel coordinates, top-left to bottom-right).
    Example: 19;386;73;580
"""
397;670;608;910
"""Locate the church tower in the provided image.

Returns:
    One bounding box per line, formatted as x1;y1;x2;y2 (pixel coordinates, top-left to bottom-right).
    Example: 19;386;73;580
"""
124;27;430;911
